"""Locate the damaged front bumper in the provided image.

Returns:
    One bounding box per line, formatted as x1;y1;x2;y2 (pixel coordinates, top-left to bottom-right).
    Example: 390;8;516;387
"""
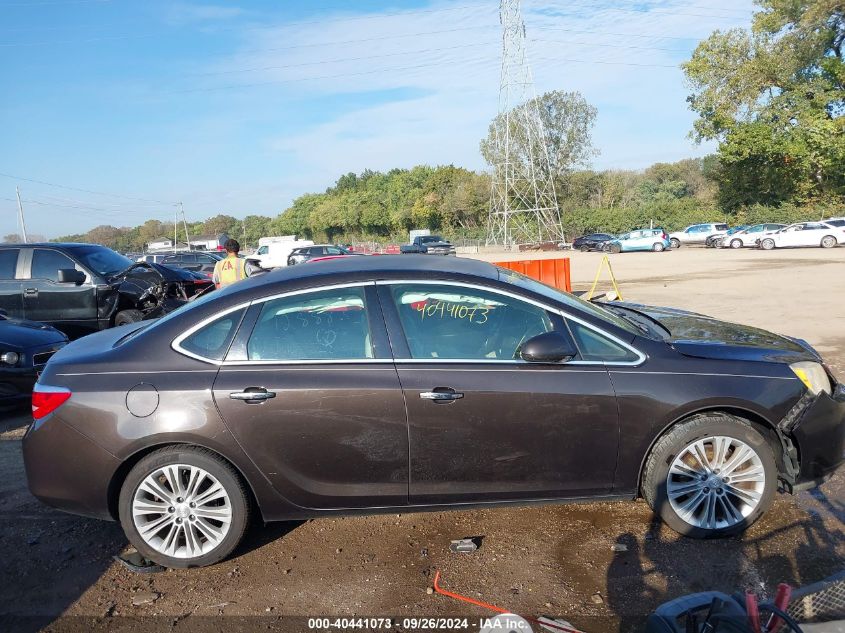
778;383;845;492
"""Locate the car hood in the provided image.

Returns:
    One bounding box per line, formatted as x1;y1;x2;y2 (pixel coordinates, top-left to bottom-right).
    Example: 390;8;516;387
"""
0;316;68;350
614;302;820;363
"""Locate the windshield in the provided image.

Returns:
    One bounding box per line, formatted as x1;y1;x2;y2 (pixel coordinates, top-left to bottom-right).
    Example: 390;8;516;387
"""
498;267;644;337
73;245;133;278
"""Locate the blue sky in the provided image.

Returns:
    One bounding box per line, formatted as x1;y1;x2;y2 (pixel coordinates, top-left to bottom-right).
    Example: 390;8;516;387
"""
1;0;754;238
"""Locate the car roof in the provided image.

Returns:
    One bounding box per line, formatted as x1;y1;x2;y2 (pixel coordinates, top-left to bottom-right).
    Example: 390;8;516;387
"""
0;242;99;249
214;254;499;300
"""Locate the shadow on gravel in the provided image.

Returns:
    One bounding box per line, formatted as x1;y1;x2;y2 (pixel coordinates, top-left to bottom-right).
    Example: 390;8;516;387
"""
605;488;845;633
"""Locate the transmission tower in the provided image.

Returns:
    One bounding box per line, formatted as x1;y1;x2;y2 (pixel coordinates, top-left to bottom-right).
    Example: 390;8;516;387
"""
486;0;563;247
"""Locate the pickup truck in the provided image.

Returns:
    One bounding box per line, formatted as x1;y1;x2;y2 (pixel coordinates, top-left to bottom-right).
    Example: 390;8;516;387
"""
399;235;456;256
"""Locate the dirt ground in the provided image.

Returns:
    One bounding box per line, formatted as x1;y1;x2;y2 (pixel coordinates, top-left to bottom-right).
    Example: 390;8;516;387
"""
1;246;843;633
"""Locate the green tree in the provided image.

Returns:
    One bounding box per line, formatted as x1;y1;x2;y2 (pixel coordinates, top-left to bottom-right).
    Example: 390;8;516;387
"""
683;0;845;206
480;90;598;186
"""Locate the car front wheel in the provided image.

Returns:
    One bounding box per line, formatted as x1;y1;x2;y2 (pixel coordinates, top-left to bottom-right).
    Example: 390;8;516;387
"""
119;446;250;568
730;239;743;249
760;238;775;250
669;238;681;249
641;413;776;538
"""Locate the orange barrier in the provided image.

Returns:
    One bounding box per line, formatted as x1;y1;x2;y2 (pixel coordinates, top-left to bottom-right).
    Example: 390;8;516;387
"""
493;257;572;292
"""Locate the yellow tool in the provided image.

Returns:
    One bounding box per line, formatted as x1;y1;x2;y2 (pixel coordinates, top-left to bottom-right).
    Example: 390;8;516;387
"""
586;255;623;301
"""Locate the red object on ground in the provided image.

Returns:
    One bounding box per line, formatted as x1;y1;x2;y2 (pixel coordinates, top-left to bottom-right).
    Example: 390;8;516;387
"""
767;583;792;632
432;571;582;633
745;591;762;633
493;258;572;292
385;244;401;254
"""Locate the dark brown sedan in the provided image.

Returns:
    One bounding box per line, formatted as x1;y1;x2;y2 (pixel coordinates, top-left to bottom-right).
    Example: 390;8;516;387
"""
23;256;845;568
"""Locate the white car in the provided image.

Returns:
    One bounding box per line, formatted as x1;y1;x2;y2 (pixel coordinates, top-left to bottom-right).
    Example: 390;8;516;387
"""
718;223;787;249
668;223;729;248
758;222;845;250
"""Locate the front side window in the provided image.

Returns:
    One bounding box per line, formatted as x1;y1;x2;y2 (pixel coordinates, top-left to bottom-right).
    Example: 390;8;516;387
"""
247;287;373;361
567;320;640;362
31;249;77;282
390;283;554;360
179;308;246;361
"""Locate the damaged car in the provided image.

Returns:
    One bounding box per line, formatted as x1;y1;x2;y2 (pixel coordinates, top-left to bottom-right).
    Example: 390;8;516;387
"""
0;308;67;407
0;243;213;338
21;256;843;568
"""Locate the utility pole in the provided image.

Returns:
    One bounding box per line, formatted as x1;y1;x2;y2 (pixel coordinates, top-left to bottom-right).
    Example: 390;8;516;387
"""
486;0;563;247
179;202;191;249
174;207;178;252
15;186;29;243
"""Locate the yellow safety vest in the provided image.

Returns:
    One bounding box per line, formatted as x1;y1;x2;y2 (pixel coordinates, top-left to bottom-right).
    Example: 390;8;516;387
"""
213;256;247;288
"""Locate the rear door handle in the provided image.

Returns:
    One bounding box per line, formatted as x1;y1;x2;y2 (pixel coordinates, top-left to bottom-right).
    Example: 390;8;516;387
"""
229;388;276;402
24;288;38;296
420;389;464;402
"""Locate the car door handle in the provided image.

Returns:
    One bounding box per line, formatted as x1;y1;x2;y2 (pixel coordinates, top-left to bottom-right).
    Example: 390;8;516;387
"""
229;389;276;402
420;389;464;402
24;288;38;296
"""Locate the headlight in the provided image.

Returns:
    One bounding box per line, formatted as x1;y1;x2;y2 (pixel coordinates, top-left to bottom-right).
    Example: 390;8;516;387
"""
0;351;20;366
790;361;831;395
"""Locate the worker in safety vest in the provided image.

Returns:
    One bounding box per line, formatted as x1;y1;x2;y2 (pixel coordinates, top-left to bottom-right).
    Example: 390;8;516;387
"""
212;238;249;289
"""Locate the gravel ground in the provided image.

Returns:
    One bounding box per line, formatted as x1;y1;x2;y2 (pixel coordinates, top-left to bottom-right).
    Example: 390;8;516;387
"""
1;246;843;633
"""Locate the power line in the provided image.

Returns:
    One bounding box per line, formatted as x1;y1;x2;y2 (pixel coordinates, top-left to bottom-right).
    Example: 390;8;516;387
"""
187;41;500;78
0;3;494;46
0;171;176;205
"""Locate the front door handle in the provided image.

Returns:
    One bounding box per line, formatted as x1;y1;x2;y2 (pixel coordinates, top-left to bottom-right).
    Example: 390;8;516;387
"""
229;388;276;402
24;288;38;296
420;389;464;402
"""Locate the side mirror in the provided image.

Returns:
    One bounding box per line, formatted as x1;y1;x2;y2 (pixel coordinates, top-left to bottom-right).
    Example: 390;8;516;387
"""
520;331;578;363
58;268;86;284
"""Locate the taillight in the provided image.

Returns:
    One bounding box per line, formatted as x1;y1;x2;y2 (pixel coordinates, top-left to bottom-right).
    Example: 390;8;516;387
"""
32;384;72;420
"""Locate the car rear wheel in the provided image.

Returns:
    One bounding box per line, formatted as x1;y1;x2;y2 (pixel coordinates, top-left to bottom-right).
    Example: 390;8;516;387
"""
119;446;250;568
642;413;776;538
115;309;143;326
652;242;665;252
760;238;775;250
670;238;681;249
609;244;622;254
580;244;590;252
730;238;743;249
821;235;837;249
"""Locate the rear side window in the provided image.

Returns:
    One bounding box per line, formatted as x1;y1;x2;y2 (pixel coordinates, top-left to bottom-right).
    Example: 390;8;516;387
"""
247;287;372;361
716;224;728;230
178;308;246;361
0;249;19;280
31;249;77;282
567;320;640;363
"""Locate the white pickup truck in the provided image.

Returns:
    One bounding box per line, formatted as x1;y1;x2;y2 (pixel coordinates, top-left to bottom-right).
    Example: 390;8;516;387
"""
246;239;314;269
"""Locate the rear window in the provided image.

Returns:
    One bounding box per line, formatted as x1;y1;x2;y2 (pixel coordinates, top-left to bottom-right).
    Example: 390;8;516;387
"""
0;249;18;280
178;308;246;361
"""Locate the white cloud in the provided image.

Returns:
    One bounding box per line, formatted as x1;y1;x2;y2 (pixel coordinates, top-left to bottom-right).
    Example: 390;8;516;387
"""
191;0;752;193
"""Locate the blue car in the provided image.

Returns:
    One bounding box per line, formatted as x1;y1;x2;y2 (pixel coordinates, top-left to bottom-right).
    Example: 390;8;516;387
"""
605;228;671;253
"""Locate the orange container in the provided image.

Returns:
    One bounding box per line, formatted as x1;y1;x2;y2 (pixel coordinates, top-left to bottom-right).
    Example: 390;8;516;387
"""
493;257;572;292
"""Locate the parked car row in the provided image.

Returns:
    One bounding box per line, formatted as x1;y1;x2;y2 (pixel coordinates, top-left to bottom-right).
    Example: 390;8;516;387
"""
573;218;845;253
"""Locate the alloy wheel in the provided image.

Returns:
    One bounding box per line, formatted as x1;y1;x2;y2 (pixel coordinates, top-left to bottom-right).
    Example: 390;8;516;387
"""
132;464;233;559
666;435;765;530
730;239;742;249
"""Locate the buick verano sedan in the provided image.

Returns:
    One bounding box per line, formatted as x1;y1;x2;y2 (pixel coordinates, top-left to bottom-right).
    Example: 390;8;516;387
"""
23;256;844;568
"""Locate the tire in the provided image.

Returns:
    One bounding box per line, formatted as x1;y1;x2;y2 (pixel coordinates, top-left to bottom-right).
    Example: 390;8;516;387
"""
652;242;665;252
114;309;143;326
670;238;681;249
609;243;622;254
730;238;743;249
580;244;590;252
821;235;837;249
119;446;250;568
760;238;775;250
641;413;777;538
